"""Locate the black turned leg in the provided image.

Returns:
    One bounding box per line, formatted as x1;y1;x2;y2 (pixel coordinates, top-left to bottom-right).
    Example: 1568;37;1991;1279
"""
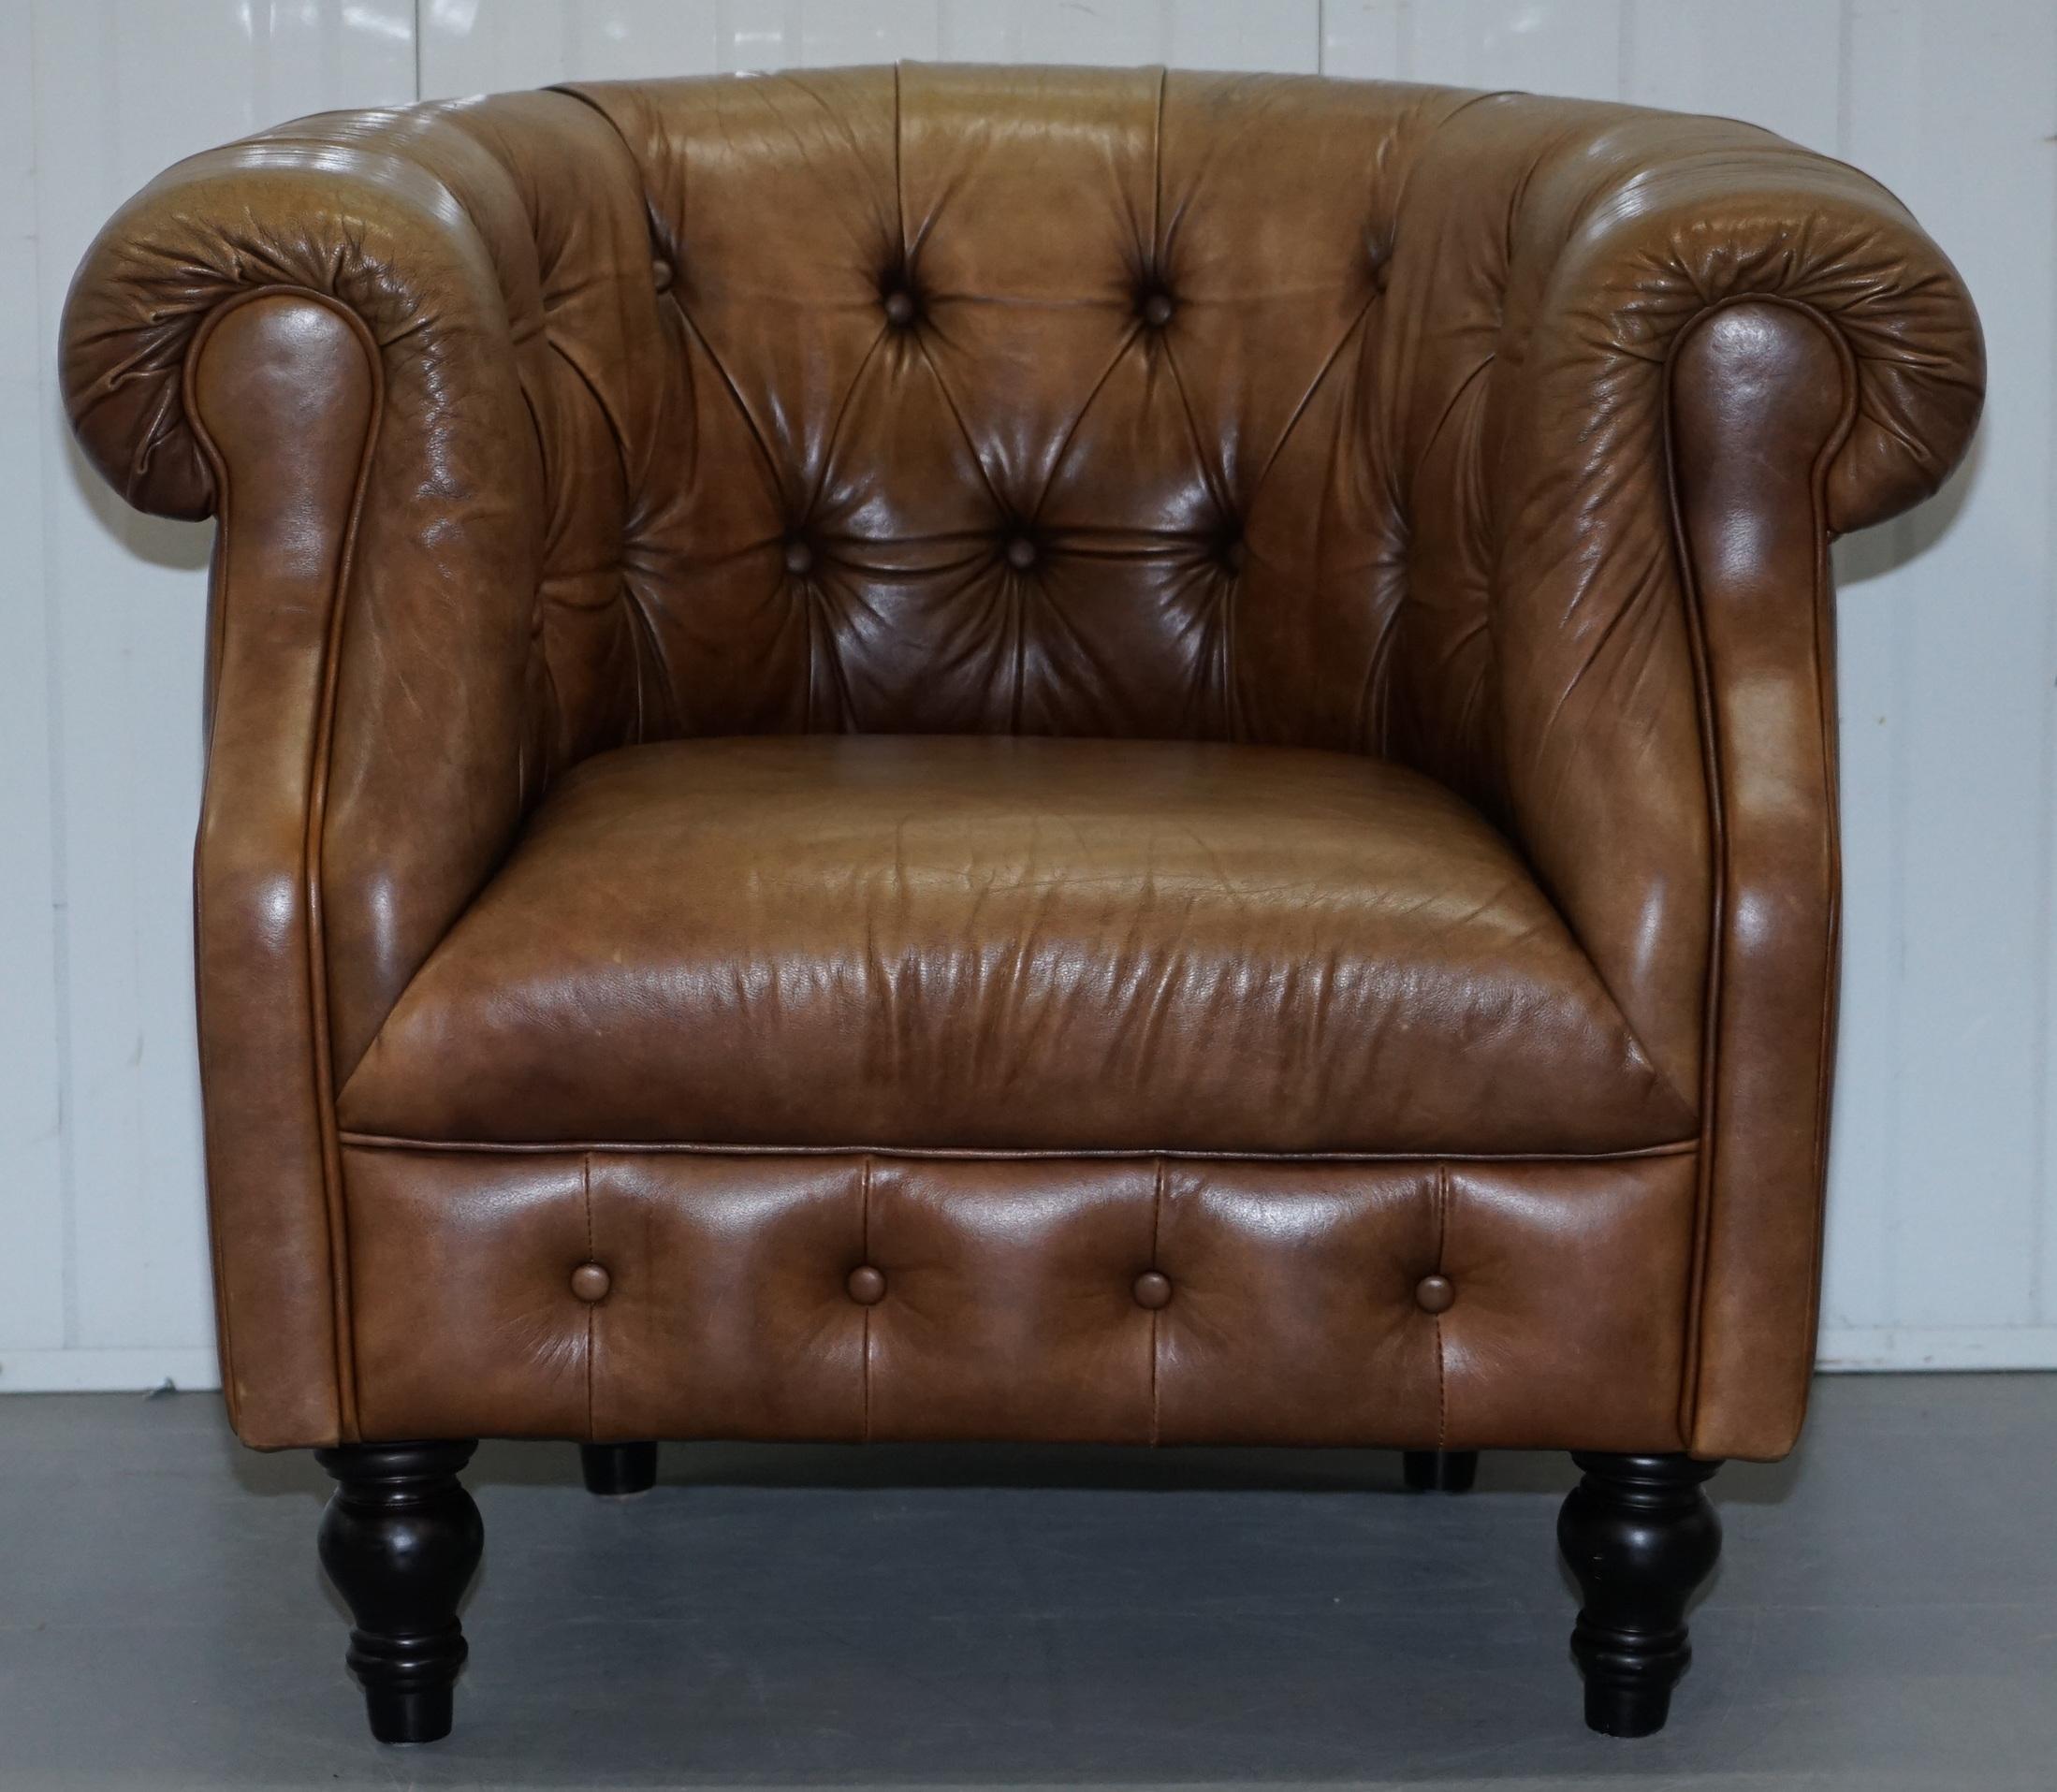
1557;1452;1722;1737
1403;1450;1479;1492
580;1441;659;1497
314;1441;484;1744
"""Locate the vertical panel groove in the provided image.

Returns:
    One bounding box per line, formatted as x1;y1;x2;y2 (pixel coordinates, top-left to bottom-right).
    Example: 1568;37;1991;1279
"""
30;0;80;1364
2035;62;2057;1328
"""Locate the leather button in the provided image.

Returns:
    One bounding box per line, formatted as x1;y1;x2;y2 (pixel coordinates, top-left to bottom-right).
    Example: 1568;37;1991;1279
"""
846;1264;887;1305
1132;1270;1173;1310
1415;1274;1455;1315
1219;532;1247;575
1365;229;1393;294
1140;291;1174;328
1004;536;1037;572
883;288;917;328
571;1262;611;1304
783;539;814;576
651;257;674;291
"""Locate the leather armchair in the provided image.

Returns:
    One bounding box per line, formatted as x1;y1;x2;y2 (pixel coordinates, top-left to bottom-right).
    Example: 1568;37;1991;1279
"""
61;66;1982;1744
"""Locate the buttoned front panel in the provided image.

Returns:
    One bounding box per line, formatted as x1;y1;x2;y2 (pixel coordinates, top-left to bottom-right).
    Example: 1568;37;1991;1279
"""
1437;1158;1697;1451
590;1155;868;1442
348;1148;594;1442
1154;1162;1440;1447
341;1145;1694;1450
863;1158;1160;1442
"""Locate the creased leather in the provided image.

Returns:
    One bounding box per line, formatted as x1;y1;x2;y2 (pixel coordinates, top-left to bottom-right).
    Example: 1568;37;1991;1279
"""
339;735;1696;1156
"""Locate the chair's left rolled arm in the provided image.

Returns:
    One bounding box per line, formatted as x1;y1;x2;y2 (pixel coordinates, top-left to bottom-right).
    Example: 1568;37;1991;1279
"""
59;112;562;1444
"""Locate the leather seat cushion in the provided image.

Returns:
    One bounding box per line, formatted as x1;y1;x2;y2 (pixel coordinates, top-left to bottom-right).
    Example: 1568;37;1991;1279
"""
337;736;1698;1155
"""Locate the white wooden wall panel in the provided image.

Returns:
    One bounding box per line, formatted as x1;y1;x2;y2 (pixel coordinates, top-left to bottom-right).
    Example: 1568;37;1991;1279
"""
1320;2;1402;76
1626;1;1843;151
3;0;2051;1389
0;0;416;1391
1406;0;1623;95
1823;0;2057;1364
0;6;67;1360
416;0;1319;88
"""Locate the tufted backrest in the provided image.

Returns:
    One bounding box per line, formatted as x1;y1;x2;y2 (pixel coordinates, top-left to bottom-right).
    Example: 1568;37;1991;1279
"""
488;66;1507;809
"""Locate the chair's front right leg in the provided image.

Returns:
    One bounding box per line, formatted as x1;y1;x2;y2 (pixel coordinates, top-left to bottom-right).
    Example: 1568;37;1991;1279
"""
314;1441;483;1744
1557;1452;1722;1736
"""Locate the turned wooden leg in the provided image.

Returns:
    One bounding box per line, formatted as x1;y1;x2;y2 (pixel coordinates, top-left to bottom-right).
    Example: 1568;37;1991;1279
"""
1557;1451;1722;1737
1403;1450;1478;1492
580;1441;659;1497
314;1441;484;1744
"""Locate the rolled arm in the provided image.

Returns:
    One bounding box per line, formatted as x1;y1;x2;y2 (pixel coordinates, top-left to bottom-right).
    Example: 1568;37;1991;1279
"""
62;110;557;1057
1465;98;1983;1085
1493;102;1983;534
60;109;560;1442
1430;96;1983;1455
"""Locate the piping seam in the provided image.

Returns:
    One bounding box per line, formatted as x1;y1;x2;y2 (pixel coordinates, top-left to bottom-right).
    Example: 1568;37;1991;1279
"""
582;1150;595;1441
1148;1156;1165;1446
860;1153;873;1444
1660;294;1858;1450
1433;1161;1450;1451
333;1131;1699;1165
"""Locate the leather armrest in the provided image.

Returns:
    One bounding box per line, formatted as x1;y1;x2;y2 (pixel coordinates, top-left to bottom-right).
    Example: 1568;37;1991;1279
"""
1395;95;1983;1455
1389;95;1982;1099
58;110;571;1443
61;112;558;1067
1496;112;1984;543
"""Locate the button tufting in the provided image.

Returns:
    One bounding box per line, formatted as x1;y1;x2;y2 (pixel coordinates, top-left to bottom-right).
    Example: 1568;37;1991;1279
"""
1365;229;1393;294
846;1264;887;1305
651;257;674;292
1415;1274;1455;1315
571;1262;611;1304
1219;532;1248;575
1132;1270;1174;1310
1140;291;1174;328
883;288;917;328
783;539;814;577
1004;536;1038;572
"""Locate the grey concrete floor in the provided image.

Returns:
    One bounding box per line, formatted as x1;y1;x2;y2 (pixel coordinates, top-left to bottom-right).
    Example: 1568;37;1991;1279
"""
0;1376;2051;1790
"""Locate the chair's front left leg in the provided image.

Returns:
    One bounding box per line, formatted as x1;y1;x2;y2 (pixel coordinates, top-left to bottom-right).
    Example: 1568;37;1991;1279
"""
1557;1452;1722;1737
314;1441;484;1744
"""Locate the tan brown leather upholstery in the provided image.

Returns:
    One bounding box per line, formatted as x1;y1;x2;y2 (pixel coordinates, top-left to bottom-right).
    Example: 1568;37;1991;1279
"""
60;66;1982;1463
343;1145;1697;1451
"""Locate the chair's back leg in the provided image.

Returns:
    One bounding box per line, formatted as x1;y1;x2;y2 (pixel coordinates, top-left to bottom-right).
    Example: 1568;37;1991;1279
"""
580;1441;660;1497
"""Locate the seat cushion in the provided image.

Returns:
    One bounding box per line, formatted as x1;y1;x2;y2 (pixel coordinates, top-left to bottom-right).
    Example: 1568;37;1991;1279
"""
338;736;1697;1155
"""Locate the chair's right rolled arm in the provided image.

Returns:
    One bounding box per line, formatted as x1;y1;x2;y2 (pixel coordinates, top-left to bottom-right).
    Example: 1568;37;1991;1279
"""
1438;95;1984;1458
